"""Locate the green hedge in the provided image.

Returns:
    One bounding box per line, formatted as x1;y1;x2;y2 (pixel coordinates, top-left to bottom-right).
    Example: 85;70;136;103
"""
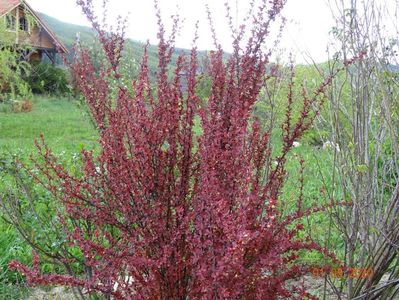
26;63;70;96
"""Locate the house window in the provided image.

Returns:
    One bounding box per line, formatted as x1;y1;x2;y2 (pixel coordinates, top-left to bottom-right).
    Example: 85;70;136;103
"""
6;14;16;31
19;16;29;32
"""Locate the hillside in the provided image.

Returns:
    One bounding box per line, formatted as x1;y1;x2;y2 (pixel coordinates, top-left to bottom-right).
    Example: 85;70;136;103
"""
38;12;201;70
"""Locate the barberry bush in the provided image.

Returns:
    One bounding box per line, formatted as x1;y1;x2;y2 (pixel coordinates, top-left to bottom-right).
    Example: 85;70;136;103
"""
7;0;350;299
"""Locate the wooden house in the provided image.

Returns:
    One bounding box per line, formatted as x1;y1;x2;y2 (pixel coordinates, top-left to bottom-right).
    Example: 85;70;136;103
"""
0;0;68;63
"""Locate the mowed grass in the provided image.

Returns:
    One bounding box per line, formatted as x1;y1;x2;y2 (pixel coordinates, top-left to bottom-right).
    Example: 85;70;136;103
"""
0;96;98;154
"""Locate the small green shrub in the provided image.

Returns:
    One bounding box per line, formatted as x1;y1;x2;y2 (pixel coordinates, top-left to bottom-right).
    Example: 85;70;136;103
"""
26;63;70;96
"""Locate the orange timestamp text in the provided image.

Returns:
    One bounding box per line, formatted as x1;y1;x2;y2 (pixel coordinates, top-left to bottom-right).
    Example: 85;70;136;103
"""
310;267;373;279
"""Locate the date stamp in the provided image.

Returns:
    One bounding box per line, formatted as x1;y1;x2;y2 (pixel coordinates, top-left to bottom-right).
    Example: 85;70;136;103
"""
310;267;373;279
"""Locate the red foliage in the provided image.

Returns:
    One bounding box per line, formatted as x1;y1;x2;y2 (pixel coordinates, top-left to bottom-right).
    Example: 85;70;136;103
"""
9;0;349;299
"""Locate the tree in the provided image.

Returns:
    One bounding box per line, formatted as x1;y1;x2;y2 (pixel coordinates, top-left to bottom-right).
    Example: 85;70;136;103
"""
319;0;399;298
4;0;350;299
0;15;31;100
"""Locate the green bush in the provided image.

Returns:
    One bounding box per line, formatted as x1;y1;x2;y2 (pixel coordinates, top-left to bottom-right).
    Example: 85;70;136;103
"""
26;63;70;95
0;23;32;101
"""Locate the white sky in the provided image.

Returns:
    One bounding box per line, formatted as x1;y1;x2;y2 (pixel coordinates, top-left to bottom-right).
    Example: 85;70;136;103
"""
24;0;352;63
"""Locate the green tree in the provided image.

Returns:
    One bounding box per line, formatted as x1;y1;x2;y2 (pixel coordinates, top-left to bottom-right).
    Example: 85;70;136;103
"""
0;17;31;101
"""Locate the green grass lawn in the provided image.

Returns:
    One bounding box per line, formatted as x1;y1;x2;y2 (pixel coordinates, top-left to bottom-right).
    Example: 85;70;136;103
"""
0;96;98;154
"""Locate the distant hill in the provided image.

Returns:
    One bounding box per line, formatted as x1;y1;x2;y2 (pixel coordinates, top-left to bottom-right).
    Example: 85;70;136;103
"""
38;12;200;71
38;13;95;48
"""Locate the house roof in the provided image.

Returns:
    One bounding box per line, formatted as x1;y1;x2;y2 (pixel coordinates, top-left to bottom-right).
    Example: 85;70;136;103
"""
0;0;68;54
0;0;19;16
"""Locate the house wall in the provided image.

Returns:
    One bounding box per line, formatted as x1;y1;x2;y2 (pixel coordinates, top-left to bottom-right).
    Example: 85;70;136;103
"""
27;17;54;49
3;6;56;50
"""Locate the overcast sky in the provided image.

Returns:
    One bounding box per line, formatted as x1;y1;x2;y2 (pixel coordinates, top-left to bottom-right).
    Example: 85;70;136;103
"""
26;0;345;63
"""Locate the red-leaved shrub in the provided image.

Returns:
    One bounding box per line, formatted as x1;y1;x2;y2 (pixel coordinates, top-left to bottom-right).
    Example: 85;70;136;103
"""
9;0;352;299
